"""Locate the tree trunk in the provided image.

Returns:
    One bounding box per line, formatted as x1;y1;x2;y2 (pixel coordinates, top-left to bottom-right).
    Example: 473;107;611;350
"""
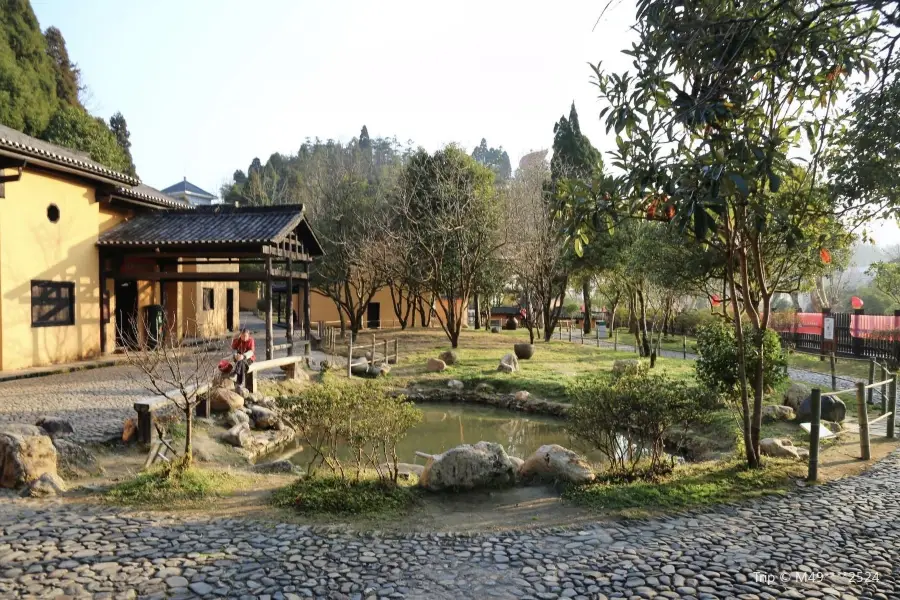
609;300;619;333
637;289;651;359
183;407;193;468
474;294;481;329
582;278;592;335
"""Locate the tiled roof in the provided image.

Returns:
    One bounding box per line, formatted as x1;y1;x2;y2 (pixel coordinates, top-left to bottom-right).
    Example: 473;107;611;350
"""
491;306;522;316
0;124;139;186
111;184;191;209
97;204;322;255
161;179;217;199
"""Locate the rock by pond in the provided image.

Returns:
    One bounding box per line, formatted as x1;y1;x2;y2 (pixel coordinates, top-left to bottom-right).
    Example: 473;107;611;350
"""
419;441;515;491
783;382;810;412
497;353;519;373
0;424;59;489
519;444;595;484
798;394;846;423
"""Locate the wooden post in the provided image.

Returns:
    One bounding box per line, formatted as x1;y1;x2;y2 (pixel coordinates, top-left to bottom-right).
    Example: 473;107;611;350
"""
882;364;889;414
596;325;600;347
99;250;108;355
302;263;311;356
830;353;836;391
383;339;388;366
683;335;687;359
807;388;821;482
867;358;875;407
856;381;871;460
888;374;896;439
372;334;377;365
568;322;572;342
265;256;274;360
347;336;354;378
287;257;294;354
394;339;399;364
614;329;618;352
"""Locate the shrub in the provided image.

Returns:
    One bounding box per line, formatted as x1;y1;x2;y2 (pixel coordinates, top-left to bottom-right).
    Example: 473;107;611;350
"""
673;309;719;335
567;372;713;477
276;378;422;483
272;475;418;515
695;321;787;399
105;465;240;506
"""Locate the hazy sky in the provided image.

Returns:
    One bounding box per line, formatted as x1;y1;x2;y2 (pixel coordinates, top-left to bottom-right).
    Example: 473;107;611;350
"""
30;0;899;245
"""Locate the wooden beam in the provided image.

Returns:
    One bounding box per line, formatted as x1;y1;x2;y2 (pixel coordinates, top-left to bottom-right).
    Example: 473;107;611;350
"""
265;256;274;360
303;261;311;355
101;250;310;261
101;270;307;282
287;256;294;351
99;250;107;355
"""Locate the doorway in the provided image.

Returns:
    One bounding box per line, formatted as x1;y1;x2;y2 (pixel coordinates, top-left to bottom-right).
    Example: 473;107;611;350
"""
366;302;381;329
226;289;235;332
115;280;139;348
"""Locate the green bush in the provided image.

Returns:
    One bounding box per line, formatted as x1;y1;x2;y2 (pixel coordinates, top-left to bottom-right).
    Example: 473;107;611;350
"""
272;475;418;515
567;372;713;477
276;378;422;483
695;321;787;399
673;309;719;335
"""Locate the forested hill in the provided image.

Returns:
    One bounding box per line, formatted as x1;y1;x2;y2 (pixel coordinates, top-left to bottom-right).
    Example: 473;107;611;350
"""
0;0;136;175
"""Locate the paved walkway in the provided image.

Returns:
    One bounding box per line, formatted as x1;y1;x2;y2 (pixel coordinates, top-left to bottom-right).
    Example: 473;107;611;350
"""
1;450;898;598
0;313;298;444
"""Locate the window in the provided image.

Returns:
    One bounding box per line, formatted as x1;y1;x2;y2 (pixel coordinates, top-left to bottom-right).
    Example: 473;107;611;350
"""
202;287;215;311
46;204;60;223
31;281;75;327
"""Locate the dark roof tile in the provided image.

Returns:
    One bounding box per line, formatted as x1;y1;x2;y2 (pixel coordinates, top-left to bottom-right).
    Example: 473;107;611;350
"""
161;179;216;198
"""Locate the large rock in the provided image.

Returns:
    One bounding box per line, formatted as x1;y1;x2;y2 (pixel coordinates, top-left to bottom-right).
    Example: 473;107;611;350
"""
0;424;58;489
419;441;515;491
52;438;101;479
225;410;250;428
612;359;644;376
222;423;252;449
35;416;74;436
208;387;245;413
497;353;519;374
760;437;802;459
797;395;847;423
490;326;500;334
439;350;459;366
251;459;298;474
514;390;530;402
762;405;795;423
250;406;279;430
519;444;595;484
447;380;464;390
783;383;811;412
350;357;370;377
426;358;447;372
23;473;67;497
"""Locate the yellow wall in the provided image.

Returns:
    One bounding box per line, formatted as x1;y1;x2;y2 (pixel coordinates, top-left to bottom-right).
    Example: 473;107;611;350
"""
181;261;239;338
0;170;128;371
239;288;259;311
295;286;467;329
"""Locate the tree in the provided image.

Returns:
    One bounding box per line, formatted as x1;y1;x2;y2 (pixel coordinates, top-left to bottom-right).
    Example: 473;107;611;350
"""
359;125;371;150
580;0;890;468
867;260;900;309
472;138;512;182
43;105;131;172
395;145;503;348
550;103;601;182
109;111;136;176
43;26;81;108
0;0;60;135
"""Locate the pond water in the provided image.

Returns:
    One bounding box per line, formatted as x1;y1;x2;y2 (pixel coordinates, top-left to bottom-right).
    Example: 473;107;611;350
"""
284;403;603;467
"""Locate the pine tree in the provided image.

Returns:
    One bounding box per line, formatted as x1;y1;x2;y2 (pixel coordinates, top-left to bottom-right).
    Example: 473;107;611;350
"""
551;102;601;181
109;112;136;176
359;125;371;150
44;26;81;107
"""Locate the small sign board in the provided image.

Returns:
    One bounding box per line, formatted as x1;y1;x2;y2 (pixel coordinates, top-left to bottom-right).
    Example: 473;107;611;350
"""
823;317;835;341
800;422;836;439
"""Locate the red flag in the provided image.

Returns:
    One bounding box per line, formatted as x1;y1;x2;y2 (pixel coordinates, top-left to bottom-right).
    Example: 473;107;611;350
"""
819;248;832;264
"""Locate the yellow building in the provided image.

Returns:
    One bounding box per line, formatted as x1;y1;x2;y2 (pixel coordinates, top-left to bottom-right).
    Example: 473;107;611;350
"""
0;125;321;372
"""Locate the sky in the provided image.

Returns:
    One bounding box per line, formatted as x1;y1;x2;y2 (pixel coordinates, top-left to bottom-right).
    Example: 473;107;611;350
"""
29;0;900;246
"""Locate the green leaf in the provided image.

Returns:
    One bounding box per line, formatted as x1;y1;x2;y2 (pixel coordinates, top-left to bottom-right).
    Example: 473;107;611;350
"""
729;173;749;197
768;172;781;193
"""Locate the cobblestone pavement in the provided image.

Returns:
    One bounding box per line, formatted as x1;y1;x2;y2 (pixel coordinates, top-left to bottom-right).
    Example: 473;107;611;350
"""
1;451;898;599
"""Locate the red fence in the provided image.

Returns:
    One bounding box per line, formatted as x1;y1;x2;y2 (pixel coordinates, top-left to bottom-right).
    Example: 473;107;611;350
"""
774;311;900;362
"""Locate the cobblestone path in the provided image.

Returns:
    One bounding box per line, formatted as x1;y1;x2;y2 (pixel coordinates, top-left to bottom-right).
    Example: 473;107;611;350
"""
1;451;897;599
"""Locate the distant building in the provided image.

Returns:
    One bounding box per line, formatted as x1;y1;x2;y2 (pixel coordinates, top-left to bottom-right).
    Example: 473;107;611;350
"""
161;178;217;206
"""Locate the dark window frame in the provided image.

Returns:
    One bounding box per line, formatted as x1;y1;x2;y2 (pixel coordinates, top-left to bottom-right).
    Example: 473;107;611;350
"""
31;280;75;327
202;287;215;311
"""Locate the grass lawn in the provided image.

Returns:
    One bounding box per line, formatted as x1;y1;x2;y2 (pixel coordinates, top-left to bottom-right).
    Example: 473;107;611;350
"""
562;456;803;517
104;465;250;507
346;327;697;401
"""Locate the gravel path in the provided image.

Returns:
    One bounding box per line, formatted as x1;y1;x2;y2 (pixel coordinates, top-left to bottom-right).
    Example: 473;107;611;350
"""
1;451;898;599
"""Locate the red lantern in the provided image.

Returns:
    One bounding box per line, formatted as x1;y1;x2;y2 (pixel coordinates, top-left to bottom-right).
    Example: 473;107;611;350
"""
851;296;864;310
819;248;832;264
711;294;722;307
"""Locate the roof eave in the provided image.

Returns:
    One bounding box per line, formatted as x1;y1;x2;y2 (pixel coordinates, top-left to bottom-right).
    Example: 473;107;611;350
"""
0;148;138;187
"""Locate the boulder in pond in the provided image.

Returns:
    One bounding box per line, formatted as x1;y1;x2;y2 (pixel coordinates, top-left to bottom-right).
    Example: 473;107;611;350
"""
208;387;245;413
419;441;515;491
797;394;846;423
426;358;447;372
514;390;530;402
0;424;58;489
447;379;464;390
222;423;252;449
251;459;298;474
760;437;802;459
497;353;519;373
474;382;494;393
783;382;811;412
35;416;74;436
519;444;595;484
762;405;795;423
439;350;459;366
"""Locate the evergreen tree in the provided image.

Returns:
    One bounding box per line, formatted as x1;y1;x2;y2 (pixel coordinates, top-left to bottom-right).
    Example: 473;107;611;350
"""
359;125;371;150
108;111;136;176
550;103;601;181
471;138;512;182
44;105;131;173
43;26;81;107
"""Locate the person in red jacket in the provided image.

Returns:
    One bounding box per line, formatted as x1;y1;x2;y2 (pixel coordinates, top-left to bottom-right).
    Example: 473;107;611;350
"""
231;328;256;390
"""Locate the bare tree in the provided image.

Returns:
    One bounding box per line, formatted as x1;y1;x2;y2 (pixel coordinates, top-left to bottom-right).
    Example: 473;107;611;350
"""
122;323;223;468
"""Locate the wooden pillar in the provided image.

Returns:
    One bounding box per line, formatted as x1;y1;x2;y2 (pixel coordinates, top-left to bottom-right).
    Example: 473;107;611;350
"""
856;382;871;460
807;388;821;482
303;262;311;356
287;257;294;353
99;250;108;354
265;256;274;360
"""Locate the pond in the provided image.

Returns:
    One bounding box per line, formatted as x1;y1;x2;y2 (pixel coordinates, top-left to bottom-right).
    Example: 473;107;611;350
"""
283;403;604;468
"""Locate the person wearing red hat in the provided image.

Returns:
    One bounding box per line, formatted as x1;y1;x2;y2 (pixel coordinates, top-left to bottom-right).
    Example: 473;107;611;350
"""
230;328;256;391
